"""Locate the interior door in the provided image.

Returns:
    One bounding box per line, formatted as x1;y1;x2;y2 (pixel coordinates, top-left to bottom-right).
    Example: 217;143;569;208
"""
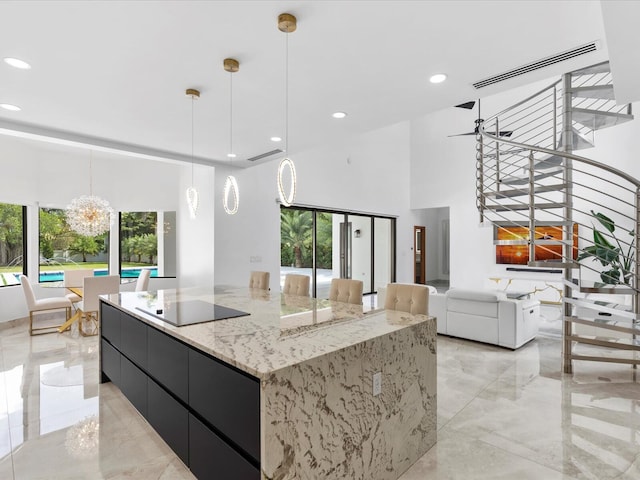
414;226;426;284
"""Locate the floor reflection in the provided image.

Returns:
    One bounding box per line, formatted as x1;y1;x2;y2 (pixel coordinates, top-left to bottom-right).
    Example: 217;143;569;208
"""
2;318;639;480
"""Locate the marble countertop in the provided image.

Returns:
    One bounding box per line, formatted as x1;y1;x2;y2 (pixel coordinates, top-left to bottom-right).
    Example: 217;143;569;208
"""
101;285;434;379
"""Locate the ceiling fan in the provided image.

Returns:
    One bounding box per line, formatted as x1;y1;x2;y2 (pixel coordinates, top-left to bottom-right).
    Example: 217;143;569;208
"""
448;99;513;138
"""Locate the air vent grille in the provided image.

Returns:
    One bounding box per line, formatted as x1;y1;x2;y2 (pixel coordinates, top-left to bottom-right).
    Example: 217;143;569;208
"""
473;42;598;89
246;149;283;162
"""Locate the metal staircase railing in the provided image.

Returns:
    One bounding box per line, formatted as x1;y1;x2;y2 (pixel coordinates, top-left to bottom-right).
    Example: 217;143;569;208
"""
476;61;639;373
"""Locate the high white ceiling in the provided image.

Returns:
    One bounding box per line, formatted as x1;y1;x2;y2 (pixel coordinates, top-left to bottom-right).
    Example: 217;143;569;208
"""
0;0;635;168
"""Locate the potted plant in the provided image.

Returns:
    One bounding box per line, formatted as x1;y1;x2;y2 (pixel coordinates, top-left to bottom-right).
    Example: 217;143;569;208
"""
577;210;635;286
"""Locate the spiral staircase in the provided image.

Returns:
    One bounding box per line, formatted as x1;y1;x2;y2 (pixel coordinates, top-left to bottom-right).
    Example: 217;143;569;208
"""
476;61;639;373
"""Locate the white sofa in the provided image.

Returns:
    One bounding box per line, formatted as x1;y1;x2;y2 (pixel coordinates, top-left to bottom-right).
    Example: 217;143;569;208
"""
429;289;540;349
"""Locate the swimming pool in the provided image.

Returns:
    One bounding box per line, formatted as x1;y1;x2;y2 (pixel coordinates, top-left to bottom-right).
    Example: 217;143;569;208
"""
36;267;158;283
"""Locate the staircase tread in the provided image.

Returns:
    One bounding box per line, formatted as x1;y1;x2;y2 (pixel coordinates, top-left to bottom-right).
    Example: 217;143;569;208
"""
567;334;640;349
484;183;567;198
570;84;615;100
571;62;610;76
500;168;564;186
484;202;564;211
572;107;634;131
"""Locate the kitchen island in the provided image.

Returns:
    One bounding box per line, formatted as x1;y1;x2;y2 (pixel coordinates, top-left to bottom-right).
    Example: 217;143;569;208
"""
99;286;437;480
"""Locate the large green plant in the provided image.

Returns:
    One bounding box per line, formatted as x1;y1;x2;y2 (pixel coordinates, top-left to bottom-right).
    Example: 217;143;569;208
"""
577;210;635;286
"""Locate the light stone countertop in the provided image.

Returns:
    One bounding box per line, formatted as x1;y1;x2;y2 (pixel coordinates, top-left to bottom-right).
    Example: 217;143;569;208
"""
101;285;434;379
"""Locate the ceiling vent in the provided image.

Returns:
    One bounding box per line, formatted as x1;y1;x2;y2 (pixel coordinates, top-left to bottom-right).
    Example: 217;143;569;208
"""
246;148;283;162
473;42;598;89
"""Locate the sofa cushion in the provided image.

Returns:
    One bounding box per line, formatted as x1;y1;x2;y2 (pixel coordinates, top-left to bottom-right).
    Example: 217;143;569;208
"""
446;289;505;303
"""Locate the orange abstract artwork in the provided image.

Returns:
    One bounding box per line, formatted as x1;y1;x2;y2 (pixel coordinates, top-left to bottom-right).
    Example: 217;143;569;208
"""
495;224;578;265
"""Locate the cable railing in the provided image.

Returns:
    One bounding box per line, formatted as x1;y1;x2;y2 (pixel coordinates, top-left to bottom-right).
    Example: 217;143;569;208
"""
475;63;640;372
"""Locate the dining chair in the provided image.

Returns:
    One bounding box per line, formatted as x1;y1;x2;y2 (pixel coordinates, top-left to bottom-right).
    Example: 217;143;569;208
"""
328;278;363;305
64;268;94;307
249;271;270;290
77;275;120;336
135;268;152;292
282;274;310;297
20;275;72;336
383;283;429;315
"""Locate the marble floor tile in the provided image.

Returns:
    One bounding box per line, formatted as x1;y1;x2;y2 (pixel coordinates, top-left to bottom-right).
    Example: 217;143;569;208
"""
0;455;14;480
441;347;640;480
399;429;581;479
2;321;640;479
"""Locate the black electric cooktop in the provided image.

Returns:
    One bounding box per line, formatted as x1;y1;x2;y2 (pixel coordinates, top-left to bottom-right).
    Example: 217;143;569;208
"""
137;300;249;326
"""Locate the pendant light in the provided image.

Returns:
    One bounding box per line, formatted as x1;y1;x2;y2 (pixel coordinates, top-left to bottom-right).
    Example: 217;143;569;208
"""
66;150;114;236
223;58;240;215
277;12;297;207
185;88;200;219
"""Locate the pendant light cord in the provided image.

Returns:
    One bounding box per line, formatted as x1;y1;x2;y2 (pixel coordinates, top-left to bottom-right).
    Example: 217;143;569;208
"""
285;29;289;154
89;150;93;196
229;71;233;161
191;95;195;186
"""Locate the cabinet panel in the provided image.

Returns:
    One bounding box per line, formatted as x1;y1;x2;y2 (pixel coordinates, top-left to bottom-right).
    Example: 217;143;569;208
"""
120;313;148;370
147;327;189;403
101;302;121;348
120;355;148;417
189;349;260;461
147;378;189;466
101;339;121;386
189;414;259;480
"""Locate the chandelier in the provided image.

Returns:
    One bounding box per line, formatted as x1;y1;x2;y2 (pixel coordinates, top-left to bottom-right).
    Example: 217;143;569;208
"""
66;151;114;236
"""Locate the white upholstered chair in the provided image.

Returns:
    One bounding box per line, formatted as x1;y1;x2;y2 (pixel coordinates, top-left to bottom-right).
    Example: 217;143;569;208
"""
283;274;310;297
383;283;429;315
328;278;363;305
70;275;120;337
249;271;270;290
20;275;72;336
135;268;152;292
64;269;94;306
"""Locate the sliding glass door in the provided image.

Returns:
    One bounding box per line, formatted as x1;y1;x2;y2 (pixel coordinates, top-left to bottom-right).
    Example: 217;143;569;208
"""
281;206;395;298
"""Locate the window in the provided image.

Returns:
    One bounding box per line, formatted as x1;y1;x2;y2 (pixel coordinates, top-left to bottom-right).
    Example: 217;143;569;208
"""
280;206;395;298
39;207;109;283
0;202;26;287
119;211;176;279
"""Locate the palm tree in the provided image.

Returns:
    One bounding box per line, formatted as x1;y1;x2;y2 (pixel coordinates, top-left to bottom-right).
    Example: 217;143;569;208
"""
280;209;312;268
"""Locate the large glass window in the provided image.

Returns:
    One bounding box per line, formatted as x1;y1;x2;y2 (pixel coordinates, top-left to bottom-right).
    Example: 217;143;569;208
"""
0;202;26;286
281;206;395;298
119;211;176;279
39;208;109;282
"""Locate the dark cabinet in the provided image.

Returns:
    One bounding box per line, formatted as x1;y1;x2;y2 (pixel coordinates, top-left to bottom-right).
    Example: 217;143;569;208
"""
101;303;121;348
147;378;189;466
99;300;260;478
189;349;260;462
189;414;259;480
120;314;148;370
147;326;189;403
120;355;148;417
101;339;121;386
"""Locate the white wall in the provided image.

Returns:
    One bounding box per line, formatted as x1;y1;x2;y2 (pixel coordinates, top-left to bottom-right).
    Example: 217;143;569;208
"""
215;121;415;292
178;163;216;288
0;138;208;323
410;76;640;289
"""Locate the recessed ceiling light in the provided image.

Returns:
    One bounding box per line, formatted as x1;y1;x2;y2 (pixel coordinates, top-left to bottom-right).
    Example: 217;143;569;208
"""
0;103;21;111
332;111;347;119
4;57;31;69
227;153;236;158
270;136;282;142
429;73;447;84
